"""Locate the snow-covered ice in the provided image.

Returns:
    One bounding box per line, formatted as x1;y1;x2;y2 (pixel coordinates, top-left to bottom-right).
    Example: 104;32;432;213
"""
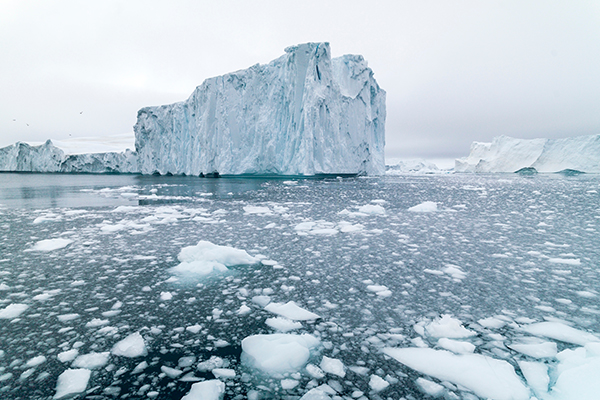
241;334;320;375
180;379;225;400
172;240;257;277
53;369;91;399
264;301;320;320
111;332;147;357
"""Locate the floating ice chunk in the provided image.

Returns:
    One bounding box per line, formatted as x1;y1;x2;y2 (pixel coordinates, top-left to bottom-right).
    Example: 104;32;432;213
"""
132;361;148;374
172;240;257;276
281;378;299;389
160;366;183;378
212;368;236;379
181;379;225;400
0;303;28;319
266;317;303;332
478;317;506;329
442;264;467;280
366;284;388;293
28;238;73;251
72;352;110;369
53;369;91;399
549;258;581;265
408;201;438;212
197;356;224;372
25;355;47;367
437;338;475;354
424;315;476;338
551;343;600;399
112;332;147;357
243;206;272;215
57;314;80;322
508;341;557;358
160;291;173;301
57;349;79;363
85;318;109;328
357;204;385;215
264;301;320;321
306;363;325;379
369;374;390;392
241;334;320;375
383;347;530;400
415;377;444;397
576;291;597;298
517;361;548;398
522;322;599;346
300;388;331;400
237;304;252;315
252;295;271;307
320;356;345;378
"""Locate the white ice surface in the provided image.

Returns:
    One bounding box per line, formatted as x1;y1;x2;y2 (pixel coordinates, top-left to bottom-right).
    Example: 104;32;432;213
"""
408;201;438;212
320;356;346;378
423;315;476;338
522;322;599;346
172;240;257;276
111;332;147;357
181;379;225;400
265;317;303;332
53;368;91;399
383;347;530;400
241;334;320;375
0;303;28;319
264;301;320;320
72;352;110;369
28;238;73;251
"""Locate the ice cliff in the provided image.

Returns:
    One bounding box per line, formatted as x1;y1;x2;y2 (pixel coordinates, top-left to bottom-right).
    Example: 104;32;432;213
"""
455;135;600;173
0;140;137;173
135;42;386;176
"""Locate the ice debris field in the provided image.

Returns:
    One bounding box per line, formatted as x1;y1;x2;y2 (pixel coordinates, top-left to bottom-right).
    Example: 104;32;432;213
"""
0;173;599;399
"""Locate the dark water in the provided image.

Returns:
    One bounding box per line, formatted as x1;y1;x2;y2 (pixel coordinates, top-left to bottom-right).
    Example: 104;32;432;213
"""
0;173;599;399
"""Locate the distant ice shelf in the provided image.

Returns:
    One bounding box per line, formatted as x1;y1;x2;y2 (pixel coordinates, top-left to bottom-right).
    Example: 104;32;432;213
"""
0;43;386;176
455;135;600;174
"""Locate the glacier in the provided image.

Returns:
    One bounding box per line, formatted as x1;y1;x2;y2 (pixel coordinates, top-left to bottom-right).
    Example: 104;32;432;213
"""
134;42;386;176
455;135;600;173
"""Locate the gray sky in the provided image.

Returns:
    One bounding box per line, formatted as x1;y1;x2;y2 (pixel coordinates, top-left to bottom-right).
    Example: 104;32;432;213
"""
1;0;600;159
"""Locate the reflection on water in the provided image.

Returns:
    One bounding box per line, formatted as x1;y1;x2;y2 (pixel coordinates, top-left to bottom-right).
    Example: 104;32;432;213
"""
0;173;274;209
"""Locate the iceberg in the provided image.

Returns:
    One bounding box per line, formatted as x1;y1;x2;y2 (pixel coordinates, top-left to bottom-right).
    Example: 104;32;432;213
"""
455;135;600;173
135;42;385;176
0;140;137;173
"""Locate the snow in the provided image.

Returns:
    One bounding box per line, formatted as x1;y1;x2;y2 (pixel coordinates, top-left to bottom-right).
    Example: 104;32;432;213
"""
134;42;385;176
28;238;73;251
455;134;600;173
320;356;345;378
522;322;600;346
171;240;257;277
181;379;225;400
408;201;438;212
111;332;147;357
264;301;320;320
53;368;91;399
383;347;530;400
0;303;28;319
241;334;320;375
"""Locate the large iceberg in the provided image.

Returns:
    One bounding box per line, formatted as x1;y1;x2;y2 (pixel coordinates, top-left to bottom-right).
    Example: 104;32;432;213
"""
455;135;600;173
135;42;385;176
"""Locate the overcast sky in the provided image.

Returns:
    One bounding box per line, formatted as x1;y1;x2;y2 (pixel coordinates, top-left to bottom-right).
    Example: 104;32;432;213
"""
1;0;600;159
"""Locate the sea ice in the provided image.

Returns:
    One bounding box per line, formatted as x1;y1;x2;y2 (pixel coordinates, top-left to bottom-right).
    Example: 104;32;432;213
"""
320;356;345;378
522;322;599;346
181;379;225;400
172;240;257;276
383;347;530;400
437;338;475;354
111;332;147;357
53;368;91;399
264;301;320;320
28;238;73;251
265;317;303;332
408;201;438;212
72;352;110;369
299;388;331;400
0;303;28;319
241;334;320;375
508;341;557;358
369;374;390;392
422;315;476;338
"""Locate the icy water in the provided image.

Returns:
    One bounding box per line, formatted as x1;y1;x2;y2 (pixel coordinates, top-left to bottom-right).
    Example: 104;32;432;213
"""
0;172;599;400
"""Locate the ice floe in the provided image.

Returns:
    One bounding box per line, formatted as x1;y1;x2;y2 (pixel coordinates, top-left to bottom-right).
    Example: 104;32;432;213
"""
171;240;258;276
241;334;320;375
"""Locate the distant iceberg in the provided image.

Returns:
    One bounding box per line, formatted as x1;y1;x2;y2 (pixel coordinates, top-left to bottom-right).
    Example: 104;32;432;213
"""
0;140;137;173
1;43;385;176
135;42;385;176
455;135;600;173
